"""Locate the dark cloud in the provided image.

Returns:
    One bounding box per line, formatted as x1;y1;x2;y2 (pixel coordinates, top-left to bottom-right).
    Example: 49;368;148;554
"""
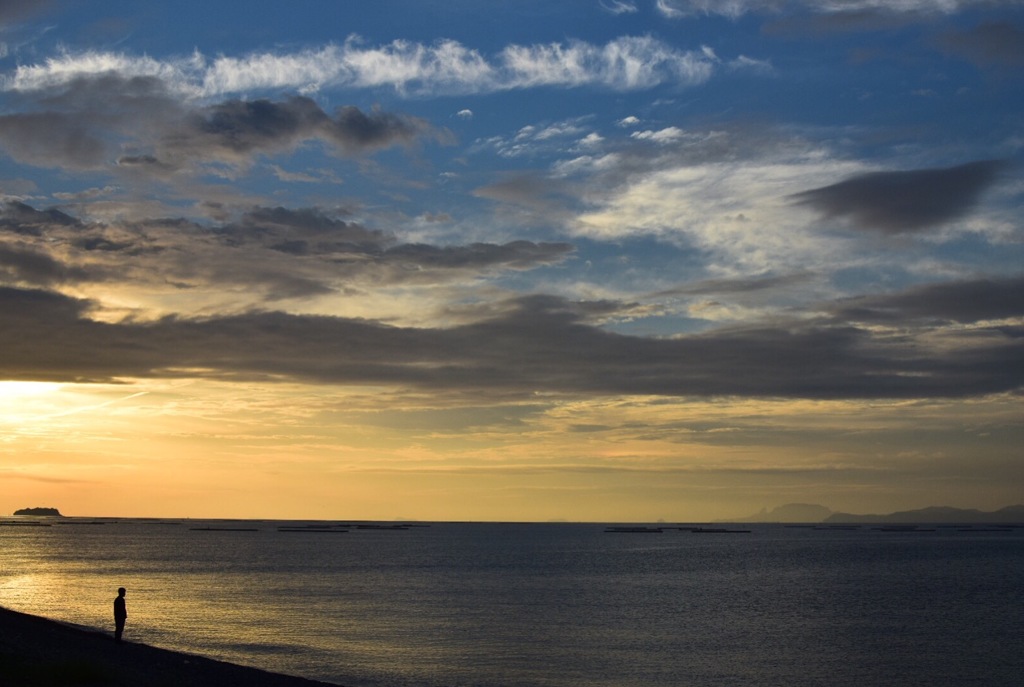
0;75;447;173
937;22;1024;67
0;203;127;287
0;287;153;383
657;272;815;297
173;96;326;163
792;160;1009;234
35;74;173;113
0;112;108;169
0;201;574;295
1;286;90;321
116;154;172;172
222;206;389;251
196;98;324;150
0;75;182;170
437;294;628;328
326;105;445;153
1;284;1019;399
220;206;572;274
0;244;96;286
0;201;80;235
166;97;447;166
829;276;1024;325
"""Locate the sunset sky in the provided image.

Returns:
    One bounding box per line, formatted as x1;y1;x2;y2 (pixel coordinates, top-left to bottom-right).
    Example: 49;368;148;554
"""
1;0;1021;521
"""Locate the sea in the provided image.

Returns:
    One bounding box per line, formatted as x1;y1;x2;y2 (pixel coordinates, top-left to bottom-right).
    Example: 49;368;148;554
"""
1;518;1022;687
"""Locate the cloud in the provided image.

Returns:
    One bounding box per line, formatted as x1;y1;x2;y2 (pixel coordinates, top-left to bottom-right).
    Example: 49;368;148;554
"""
4;36;718;98
0;74;191;170
0;243;99;286
0;73;447;173
791;159;1009;234
499;36;713;90
729;55;774;74
474;116;604;160
0;112;108;169
151;96;327;169
0;201;574;301
828;276;1024;325
601;1;639;14
473;174;577;221
166;97;444;168
657;0;786;19
937;21;1024;67
328;104;445;152
567;138;863;273
51;186;119;201
4;50;207;95
655;272;816;298
1;285;1019;399
0;201;80;235
630;126;688;143
657;0;993;20
222;206;388;249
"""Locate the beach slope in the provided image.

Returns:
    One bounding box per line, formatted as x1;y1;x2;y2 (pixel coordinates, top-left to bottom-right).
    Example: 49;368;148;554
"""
0;606;340;687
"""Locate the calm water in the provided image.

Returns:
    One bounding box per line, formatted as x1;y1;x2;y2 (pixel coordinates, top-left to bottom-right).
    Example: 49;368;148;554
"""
1;519;1022;686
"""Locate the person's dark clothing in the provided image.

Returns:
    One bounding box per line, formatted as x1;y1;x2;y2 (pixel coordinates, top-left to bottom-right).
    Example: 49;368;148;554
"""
113;592;127;641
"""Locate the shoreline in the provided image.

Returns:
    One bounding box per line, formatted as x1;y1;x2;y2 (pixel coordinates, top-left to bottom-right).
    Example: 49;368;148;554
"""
0;606;342;687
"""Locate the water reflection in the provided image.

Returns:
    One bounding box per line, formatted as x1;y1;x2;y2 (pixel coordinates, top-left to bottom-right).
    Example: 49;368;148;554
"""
2;520;1023;687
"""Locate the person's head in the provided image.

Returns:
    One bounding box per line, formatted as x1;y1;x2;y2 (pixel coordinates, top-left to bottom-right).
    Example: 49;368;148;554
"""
118;587;126;597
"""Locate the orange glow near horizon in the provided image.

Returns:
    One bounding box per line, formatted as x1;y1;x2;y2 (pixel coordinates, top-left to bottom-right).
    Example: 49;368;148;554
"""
3;378;1021;522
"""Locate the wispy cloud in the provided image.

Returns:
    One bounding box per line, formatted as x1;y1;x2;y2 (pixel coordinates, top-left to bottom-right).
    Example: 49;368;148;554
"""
601;1;639;14
657;0;996;20
3;35;718;98
565;134;865;273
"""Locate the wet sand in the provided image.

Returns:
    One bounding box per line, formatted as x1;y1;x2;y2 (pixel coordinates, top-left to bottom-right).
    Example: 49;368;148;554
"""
0;606;341;686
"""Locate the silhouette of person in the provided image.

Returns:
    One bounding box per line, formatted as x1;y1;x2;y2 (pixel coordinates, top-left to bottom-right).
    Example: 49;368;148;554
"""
113;587;127;642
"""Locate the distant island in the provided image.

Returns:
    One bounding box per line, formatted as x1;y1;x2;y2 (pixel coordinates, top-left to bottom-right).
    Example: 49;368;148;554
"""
736;503;1024;524
825;505;1024;524
737;503;833;523
12;507;62;516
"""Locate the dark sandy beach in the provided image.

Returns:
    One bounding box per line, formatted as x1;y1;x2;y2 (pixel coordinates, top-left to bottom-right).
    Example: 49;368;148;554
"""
0;606;341;687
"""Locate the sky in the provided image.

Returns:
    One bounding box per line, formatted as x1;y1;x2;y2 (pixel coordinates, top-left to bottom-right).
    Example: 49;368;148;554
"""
0;0;1022;522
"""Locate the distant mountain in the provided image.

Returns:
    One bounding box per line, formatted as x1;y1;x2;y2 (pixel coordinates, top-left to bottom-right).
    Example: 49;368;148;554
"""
735;503;833;523
735;504;1024;524
13;507;62;516
826;505;1024;524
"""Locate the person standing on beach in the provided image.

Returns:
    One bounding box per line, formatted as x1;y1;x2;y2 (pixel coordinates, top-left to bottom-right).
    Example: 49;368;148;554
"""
113;587;127;642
